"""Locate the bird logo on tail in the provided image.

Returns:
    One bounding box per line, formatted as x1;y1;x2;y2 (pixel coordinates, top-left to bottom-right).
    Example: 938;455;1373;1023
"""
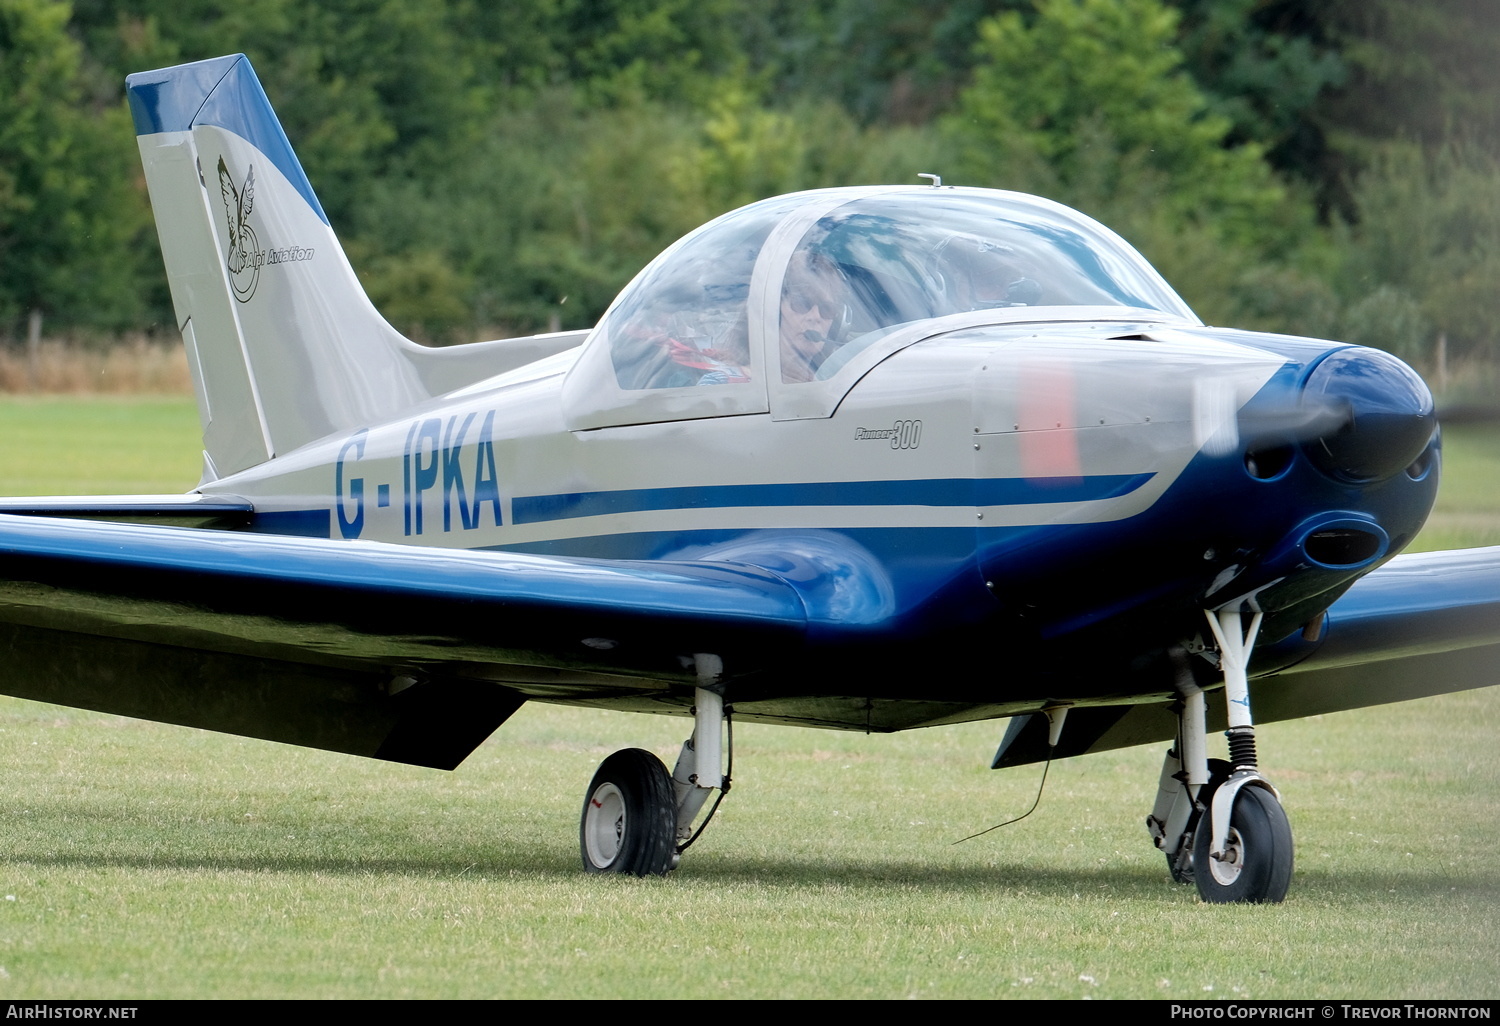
218;156;260;302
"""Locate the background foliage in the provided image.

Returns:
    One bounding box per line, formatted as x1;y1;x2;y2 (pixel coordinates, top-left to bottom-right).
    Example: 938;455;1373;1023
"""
3;0;1499;367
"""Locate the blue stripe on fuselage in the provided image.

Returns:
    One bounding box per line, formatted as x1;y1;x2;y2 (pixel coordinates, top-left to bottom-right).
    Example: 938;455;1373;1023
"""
511;474;1154;525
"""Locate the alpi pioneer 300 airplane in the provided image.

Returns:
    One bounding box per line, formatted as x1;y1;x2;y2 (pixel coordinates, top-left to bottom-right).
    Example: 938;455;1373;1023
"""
1;54;1495;903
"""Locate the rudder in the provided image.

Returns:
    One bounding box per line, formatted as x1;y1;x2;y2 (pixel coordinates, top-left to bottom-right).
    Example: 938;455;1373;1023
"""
128;55;428;479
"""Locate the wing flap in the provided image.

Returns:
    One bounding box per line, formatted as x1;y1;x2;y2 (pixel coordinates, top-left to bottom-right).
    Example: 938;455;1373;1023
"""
0;619;524;769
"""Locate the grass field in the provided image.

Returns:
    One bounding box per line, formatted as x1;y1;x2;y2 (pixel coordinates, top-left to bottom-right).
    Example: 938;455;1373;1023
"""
0;397;1494;999
1411;424;1500;552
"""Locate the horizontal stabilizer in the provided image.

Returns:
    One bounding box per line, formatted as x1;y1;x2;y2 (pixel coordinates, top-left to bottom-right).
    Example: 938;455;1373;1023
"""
0;494;252;528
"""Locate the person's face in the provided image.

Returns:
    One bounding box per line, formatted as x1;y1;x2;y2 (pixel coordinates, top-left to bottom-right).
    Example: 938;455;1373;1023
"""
780;291;834;381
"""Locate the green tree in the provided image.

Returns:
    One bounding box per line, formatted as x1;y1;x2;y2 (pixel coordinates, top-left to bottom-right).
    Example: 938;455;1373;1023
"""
674;78;951;211
734;0;1026;124
947;0;1285;242
1167;0;1347;214
1320;0;1500;157
1340;142;1500;363
0;0;152;334
558;0;743;105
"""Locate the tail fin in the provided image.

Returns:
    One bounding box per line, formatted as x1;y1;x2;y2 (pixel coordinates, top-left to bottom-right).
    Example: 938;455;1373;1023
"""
127;55;429;479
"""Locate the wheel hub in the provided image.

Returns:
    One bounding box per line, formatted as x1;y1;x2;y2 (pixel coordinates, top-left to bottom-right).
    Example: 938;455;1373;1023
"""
584;782;626;868
1208;826;1245;886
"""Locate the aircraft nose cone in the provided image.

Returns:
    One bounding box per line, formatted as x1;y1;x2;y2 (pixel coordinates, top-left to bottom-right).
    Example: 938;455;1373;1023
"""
1302;348;1436;482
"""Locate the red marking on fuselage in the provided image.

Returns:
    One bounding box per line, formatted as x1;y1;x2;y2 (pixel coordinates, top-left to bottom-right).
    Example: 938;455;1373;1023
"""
1018;360;1082;480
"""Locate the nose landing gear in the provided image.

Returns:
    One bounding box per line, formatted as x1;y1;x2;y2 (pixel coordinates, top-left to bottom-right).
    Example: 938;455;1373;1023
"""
1146;610;1294;903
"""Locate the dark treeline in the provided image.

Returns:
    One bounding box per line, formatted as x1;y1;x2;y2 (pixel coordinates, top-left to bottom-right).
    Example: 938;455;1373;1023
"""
3;0;1499;369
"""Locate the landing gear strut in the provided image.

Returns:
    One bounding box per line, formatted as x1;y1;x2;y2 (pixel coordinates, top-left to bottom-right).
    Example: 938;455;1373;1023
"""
1146;610;1294;903
579;655;730;876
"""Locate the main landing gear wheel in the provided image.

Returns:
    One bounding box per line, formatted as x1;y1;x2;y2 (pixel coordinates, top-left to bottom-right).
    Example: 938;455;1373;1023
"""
580;748;677;876
1192;785;1293;904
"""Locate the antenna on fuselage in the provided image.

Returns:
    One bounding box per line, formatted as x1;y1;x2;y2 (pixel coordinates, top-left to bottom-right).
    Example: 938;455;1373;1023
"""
951;704;1070;845
917;172;942;187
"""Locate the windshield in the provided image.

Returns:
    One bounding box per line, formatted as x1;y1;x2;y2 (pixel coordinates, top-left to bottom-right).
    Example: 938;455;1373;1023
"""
778;191;1193;383
591;187;1194;393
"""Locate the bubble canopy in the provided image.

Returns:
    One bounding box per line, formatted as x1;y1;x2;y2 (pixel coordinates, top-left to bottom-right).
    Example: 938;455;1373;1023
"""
561;186;1199;429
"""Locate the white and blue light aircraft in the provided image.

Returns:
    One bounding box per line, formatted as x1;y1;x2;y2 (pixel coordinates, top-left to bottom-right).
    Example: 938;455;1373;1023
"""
1;54;1495;903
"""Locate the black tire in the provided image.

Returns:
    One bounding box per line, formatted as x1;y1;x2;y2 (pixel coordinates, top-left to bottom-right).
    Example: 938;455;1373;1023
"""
1192;785;1294;904
1167;758;1231;884
579;748;677;876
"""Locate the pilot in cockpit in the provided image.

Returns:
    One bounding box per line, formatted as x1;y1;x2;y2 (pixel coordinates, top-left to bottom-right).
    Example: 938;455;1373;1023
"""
779;250;845;383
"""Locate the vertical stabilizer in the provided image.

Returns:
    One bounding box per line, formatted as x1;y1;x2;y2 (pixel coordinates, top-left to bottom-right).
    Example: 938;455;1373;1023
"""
127;55;428;478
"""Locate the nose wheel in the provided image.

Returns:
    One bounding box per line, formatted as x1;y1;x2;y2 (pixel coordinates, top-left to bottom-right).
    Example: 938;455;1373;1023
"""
1193;785;1293;903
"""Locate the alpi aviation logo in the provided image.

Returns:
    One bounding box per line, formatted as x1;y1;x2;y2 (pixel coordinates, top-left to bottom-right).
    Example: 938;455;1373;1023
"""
217;157;315;303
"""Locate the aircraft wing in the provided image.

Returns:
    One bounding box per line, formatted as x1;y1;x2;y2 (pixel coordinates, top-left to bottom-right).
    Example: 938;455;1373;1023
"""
7;498;1494;774
1251;545;1500;713
993;547;1500;767
0;513;808;770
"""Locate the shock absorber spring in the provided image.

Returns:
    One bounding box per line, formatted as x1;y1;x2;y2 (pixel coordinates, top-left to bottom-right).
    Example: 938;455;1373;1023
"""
1227;726;1258;772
